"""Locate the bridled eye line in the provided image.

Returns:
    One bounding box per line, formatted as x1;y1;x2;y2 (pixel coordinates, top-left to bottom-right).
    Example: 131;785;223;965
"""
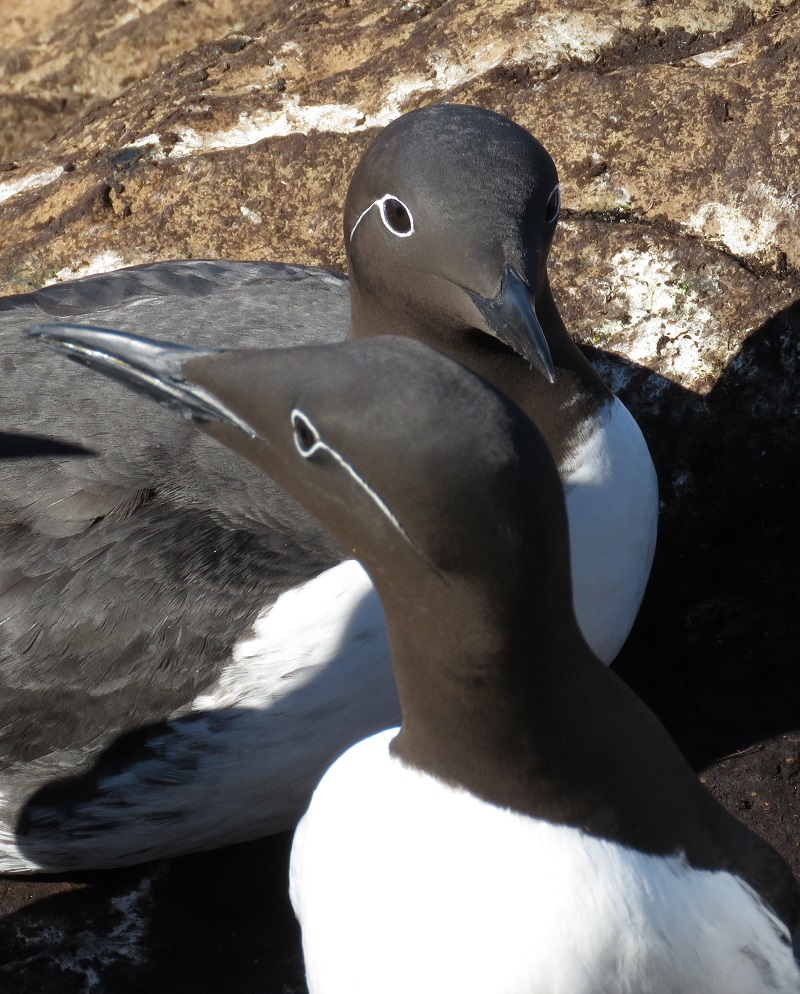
349;193;415;244
545;183;560;224
289;406;415;548
291;409;322;457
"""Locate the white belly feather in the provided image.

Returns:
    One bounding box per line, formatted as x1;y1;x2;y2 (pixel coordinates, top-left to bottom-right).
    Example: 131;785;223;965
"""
562;398;658;663
291;730;800;994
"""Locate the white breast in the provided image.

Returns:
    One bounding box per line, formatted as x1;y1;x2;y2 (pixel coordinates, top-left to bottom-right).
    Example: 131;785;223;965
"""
562;398;658;663
291;730;800;994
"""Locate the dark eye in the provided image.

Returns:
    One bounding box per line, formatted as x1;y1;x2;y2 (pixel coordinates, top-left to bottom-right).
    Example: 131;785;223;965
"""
380;196;413;236
292;410;319;457
545;185;560;224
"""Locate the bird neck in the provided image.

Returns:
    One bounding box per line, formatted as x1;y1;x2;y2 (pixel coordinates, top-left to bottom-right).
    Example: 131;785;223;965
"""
373;519;595;812
348;273;612;462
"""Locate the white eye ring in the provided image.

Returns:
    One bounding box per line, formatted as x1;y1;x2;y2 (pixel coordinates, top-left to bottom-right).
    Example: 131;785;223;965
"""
378;194;414;237
545;184;560;224
288;406;418;549
291;409;322;458
349;193;415;244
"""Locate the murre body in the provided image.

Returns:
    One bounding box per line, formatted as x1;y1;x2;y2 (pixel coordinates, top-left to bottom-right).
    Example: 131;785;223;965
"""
31;328;798;992
4;105;655;872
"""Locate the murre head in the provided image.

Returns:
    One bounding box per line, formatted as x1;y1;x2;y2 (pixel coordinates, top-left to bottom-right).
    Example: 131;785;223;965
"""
27;324;572;621
344;104;561;383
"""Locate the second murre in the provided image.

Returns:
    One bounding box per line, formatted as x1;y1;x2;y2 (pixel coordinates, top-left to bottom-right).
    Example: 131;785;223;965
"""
30;325;800;993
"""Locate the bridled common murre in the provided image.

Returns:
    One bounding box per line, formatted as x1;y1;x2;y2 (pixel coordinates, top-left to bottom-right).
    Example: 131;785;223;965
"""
30;330;799;992
5;104;655;872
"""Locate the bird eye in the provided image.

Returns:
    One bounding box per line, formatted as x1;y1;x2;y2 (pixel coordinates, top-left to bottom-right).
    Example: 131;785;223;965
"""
545;185;560;224
380;196;414;237
291;410;320;457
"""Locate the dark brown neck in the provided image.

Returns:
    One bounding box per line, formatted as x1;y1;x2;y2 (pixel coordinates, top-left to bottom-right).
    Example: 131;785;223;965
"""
376;539;795;920
348;273;612;467
387;550;800;931
370;491;589;815
387;578;592;814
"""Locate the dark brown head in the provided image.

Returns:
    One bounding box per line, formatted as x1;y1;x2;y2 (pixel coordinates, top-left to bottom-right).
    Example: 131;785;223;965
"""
344;104;562;383
27;324;572;629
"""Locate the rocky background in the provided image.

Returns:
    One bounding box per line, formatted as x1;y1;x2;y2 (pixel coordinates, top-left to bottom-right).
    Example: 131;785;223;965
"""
1;1;798;991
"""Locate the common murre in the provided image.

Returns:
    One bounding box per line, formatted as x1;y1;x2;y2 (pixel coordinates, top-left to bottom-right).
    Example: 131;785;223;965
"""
5;104;655;871
30;328;796;992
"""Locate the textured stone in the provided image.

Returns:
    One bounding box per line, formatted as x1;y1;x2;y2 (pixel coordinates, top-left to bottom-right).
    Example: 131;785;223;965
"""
2;1;799;292
0;0;272;166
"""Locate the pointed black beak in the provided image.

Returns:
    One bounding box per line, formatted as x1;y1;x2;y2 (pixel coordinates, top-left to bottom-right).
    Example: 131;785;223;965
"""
25;323;258;436
465;263;555;384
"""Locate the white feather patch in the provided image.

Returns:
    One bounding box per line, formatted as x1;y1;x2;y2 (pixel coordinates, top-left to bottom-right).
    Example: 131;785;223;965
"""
292;729;800;994
562;398;658;663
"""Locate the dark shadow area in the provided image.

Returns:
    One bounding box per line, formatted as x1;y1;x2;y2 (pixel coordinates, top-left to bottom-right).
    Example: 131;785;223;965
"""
0;433;95;460
0;833;305;994
606;299;800;771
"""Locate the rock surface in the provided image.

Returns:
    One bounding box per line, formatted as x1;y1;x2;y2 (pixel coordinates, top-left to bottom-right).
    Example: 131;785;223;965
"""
0;1;798;991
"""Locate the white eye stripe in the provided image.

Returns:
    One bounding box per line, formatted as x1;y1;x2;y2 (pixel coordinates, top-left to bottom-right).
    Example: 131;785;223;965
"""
349;193;415;244
545;183;560;223
289;407;413;545
291;410;323;457
348;201;375;245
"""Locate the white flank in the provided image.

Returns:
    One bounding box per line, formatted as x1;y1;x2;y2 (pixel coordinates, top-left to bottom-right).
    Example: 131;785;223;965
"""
562;399;658;664
0;788;29;872
291;729;800;994
193;559;389;711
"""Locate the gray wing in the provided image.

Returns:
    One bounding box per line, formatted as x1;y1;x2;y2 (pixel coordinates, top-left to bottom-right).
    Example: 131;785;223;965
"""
0;260;350;770
2;259;349;531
